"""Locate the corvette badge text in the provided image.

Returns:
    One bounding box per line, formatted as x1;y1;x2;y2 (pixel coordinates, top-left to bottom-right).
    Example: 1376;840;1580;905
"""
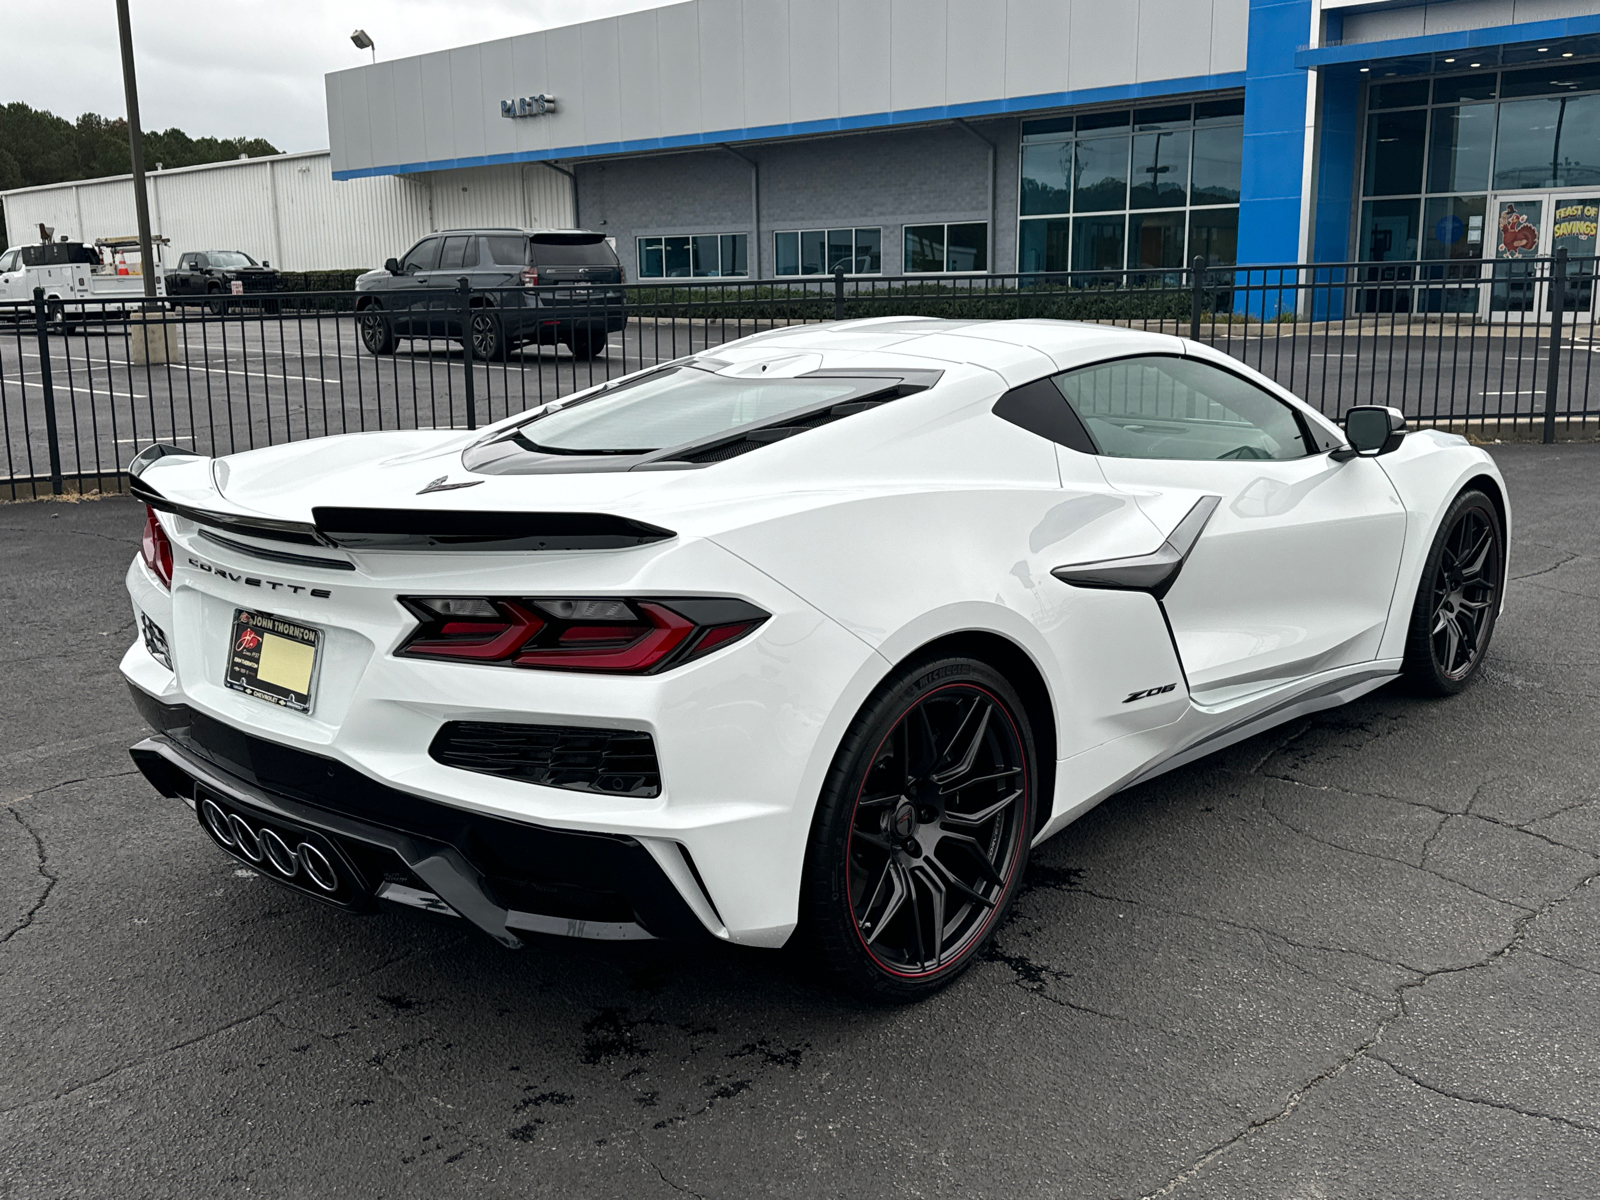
1124;683;1177;704
187;558;331;599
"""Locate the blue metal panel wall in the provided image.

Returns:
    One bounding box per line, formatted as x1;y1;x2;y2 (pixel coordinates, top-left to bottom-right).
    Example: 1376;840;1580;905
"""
1313;66;1361;264
1237;0;1314;270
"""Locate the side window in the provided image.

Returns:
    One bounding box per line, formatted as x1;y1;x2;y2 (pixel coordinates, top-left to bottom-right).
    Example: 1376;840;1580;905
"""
402;238;442;274
193;254;209;270
438;235;470;270
179;254;194;270
1053;356;1315;461
485;236;528;266
0;250;17;272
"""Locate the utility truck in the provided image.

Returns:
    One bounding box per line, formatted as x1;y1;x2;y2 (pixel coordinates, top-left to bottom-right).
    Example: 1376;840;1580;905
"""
0;232;169;328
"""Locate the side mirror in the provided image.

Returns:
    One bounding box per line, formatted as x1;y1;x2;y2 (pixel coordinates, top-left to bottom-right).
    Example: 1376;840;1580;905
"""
261;260;270;269
1333;405;1406;460
385;257;402;276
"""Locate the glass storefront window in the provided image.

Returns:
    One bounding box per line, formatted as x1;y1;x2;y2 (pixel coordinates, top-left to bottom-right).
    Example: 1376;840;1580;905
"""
664;236;692;277
1364;109;1428;196
1368;79;1430;110
1189;209;1238;267
1021;140;1073;216
636;234;751;279
1434;73;1497;104
1130;129;1189;209
1073;214;1125;272
1074;136;1130;213
1427;105;1493;194
1360;199;1421;261
638;239;663;279
772;227;882;276
1422;195;1488;260
691;235;719;277
1019;102;1241;271
720;233;748;277
1191;126;1243;205
854;228;882;273
1127;211;1186;269
1018;218;1071;272
774;231;798;276
1492;94;1600;189
904;223;988;272
800;230;826;275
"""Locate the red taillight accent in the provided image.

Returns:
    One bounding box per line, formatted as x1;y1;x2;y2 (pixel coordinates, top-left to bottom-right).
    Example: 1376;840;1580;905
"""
515;603;693;672
140;505;173;589
397;597;767;674
402;601;545;660
520;266;540;286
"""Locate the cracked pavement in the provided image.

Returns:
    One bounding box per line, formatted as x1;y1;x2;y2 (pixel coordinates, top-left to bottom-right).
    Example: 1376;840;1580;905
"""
2;444;1598;1199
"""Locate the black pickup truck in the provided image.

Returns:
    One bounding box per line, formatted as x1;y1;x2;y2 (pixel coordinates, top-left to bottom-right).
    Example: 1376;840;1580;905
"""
166;251;281;312
354;228;626;360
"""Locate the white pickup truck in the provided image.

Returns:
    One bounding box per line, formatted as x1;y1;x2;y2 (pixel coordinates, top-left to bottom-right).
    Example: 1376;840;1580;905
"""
0;235;169;327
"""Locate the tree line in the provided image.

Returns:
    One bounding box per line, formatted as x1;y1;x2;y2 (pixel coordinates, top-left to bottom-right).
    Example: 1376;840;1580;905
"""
1;102;280;250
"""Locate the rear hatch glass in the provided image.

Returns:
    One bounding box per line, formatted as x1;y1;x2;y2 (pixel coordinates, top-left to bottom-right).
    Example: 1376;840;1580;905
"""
531;234;619;269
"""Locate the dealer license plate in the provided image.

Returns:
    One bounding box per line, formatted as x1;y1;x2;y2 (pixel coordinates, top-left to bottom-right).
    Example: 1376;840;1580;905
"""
224;609;321;713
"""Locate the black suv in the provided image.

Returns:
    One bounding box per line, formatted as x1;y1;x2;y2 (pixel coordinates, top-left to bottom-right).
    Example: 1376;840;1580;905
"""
355;228;626;360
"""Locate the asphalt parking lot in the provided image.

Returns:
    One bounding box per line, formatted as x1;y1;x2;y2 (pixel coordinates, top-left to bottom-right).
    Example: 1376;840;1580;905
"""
3;442;1599;1199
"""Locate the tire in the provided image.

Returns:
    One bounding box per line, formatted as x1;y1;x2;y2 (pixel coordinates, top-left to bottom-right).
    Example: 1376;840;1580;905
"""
567;329;607;360
206;287;225;317
800;654;1036;1002
467;309;507;361
359;307;395;355
1401;488;1504;696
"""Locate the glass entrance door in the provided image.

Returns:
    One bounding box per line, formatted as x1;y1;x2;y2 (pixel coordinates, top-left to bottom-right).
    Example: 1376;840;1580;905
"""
1487;195;1544;317
1484;193;1600;319
1550;196;1600;314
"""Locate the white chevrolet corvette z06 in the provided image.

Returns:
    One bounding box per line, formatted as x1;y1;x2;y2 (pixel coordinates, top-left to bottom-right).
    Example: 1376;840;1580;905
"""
121;318;1509;1000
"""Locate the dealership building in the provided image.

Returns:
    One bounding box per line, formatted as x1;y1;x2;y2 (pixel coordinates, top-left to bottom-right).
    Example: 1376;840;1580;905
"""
10;0;1600;285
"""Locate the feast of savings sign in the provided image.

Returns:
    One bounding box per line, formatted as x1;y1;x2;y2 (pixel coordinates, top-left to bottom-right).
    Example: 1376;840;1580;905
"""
1553;202;1600;252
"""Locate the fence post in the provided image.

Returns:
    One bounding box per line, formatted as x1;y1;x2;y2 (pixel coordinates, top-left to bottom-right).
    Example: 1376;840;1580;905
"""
833;265;846;320
1543;248;1567;445
32;287;64;495
457;276;477;431
1189;255;1205;343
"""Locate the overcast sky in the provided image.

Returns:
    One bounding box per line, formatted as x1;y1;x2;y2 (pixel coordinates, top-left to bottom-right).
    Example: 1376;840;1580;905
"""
4;0;672;153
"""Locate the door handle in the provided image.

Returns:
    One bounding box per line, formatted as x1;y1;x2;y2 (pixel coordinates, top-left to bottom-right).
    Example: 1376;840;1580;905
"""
1052;495;1222;600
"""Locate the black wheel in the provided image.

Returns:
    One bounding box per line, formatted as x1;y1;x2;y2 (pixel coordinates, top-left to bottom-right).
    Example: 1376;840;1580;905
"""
359;307;395;355
206;287;226;317
45;300;67;335
468;310;507;360
1402;489;1503;696
801;654;1035;1002
567;329;607;360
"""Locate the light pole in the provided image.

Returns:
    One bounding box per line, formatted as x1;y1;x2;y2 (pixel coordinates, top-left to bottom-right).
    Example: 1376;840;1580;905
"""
115;0;156;302
350;29;376;64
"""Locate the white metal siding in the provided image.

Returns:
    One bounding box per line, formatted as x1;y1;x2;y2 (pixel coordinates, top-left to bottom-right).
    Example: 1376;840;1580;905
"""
2;153;575;272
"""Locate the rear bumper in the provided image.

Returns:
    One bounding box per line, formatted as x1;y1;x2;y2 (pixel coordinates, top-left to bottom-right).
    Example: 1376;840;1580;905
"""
128;688;715;948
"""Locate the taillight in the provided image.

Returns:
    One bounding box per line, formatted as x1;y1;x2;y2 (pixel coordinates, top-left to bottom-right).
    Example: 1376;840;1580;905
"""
398;596;766;674
520;266;540;287
140;505;173;589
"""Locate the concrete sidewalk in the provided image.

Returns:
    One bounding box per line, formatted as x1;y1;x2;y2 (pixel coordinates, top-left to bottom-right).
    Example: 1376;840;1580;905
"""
2;444;1598;1199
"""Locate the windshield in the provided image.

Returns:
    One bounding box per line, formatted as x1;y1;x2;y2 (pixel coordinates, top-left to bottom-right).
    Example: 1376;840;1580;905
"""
208;252;258;269
516;366;867;453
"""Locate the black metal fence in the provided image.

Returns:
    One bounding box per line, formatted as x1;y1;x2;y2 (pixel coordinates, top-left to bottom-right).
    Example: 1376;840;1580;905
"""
4;254;1597;500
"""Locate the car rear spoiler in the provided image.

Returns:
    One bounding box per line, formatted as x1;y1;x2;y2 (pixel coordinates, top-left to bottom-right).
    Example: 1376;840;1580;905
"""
128;451;674;552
